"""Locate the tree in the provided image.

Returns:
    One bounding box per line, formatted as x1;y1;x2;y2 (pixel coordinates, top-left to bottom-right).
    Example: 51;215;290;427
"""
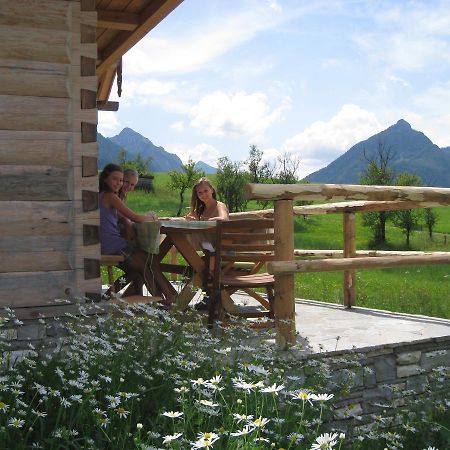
392;172;422;247
246;145;274;209
272;152;300;184
117;148;127;166
116;148;153;176
167;159;205;216
247;145;273;183
216;157;249;213
360;141;396;245
423;208;438;239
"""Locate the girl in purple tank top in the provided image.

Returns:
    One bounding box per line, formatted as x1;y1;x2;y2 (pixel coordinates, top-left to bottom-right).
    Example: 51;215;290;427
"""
99;164;158;298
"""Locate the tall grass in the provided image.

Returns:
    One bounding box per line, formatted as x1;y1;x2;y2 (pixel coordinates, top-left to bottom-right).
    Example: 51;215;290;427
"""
123;175;450;319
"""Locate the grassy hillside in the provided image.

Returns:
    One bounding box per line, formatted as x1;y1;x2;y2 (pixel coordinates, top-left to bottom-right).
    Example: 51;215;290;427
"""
125;174;450;318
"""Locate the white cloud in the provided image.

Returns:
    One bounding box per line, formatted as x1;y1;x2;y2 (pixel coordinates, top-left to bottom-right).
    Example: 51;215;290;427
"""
110;78;178;105
260;147;281;163
164;143;220;167
189;90;291;141
170;121;185;131
353;2;450;71
125;12;278;76
123;1;321;76
283;104;383;172
98;111;121;136
267;0;282;12
412;81;450;146
387;74;410;88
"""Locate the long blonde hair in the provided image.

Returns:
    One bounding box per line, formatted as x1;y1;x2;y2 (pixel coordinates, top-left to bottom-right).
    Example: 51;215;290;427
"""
190;177;217;219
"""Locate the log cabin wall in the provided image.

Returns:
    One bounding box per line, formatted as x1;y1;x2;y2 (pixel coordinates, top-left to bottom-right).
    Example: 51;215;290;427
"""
0;0;100;310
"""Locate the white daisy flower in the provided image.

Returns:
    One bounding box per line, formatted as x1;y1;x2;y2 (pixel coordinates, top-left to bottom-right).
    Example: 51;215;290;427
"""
197;399;219;408
8;417;25;428
249;417;270;428
161;410;184;418
230;425;254;437
310;432;338;450
162;432;183;444
260;383;285;395
311;393;334;402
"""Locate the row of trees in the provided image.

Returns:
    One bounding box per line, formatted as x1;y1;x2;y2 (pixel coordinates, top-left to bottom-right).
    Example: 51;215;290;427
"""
216;146;302;212
167;146;303;215
360;142;438;246
117;148;153;176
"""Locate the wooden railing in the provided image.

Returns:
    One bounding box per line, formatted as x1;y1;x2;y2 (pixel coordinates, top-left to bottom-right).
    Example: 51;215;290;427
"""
243;183;450;345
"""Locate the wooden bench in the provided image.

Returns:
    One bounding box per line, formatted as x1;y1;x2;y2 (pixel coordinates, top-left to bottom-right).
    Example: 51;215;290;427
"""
100;255;125;294
100;255;162;304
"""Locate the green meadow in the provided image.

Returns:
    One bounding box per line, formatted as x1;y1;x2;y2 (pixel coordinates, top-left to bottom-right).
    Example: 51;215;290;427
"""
126;173;450;319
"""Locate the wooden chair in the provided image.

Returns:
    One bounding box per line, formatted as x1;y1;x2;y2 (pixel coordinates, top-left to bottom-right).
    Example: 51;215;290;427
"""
203;218;275;327
100;255;162;304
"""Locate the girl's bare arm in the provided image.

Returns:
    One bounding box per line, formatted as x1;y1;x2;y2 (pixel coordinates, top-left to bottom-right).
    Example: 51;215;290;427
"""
207;202;229;221
106;192;157;222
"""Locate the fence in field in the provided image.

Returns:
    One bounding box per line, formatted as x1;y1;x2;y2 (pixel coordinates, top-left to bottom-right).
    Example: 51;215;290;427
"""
238;183;450;345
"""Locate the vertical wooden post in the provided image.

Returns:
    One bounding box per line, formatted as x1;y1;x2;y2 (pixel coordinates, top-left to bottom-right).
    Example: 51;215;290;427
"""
343;212;356;307
274;199;296;345
170;246;178;281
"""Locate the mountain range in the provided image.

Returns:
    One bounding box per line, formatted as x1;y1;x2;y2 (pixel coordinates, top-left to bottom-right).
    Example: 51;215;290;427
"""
305;119;450;187
98;128;217;173
99;121;450;187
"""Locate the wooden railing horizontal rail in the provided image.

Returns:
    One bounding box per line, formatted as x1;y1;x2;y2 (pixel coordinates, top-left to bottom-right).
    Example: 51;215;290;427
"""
230;199;448;219
268;253;450;275
244;183;450;204
294;249;450;258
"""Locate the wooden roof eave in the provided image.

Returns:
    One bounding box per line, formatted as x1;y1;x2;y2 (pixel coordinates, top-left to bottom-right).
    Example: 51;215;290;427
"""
96;0;183;102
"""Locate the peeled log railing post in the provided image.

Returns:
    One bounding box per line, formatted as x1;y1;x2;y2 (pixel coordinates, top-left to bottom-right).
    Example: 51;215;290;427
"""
274;199;296;345
343;212;356;308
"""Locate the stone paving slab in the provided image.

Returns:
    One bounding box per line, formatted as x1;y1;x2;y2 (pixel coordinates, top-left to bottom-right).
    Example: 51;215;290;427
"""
113;283;450;355
292;299;450;354
222;292;450;354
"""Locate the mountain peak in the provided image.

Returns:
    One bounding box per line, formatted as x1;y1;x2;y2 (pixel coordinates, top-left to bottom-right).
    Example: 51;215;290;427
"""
116;127;144;139
393;119;411;130
305;119;450;187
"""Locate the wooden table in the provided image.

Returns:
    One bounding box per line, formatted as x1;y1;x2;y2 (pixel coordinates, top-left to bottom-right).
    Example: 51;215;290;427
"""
147;220;216;306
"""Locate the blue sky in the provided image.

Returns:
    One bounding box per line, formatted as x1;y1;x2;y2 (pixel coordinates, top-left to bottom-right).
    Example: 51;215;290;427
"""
98;0;450;178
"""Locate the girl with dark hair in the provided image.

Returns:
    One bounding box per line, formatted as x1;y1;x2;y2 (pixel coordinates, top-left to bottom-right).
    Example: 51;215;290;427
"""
99;163;157;297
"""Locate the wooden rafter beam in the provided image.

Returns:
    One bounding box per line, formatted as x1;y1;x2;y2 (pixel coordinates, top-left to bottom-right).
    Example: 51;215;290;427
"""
96;0;184;77
97;10;140;31
97;101;119;111
97;65;117;102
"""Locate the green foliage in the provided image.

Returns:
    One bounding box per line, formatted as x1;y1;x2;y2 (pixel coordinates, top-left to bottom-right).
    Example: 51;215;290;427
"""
216;156;250;212
360;142;396;245
272;151;301;184
117;148;153;177
392;172;423;246
167;159;205;216
247;145;274;209
247;145;273;183
424;207;438;238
